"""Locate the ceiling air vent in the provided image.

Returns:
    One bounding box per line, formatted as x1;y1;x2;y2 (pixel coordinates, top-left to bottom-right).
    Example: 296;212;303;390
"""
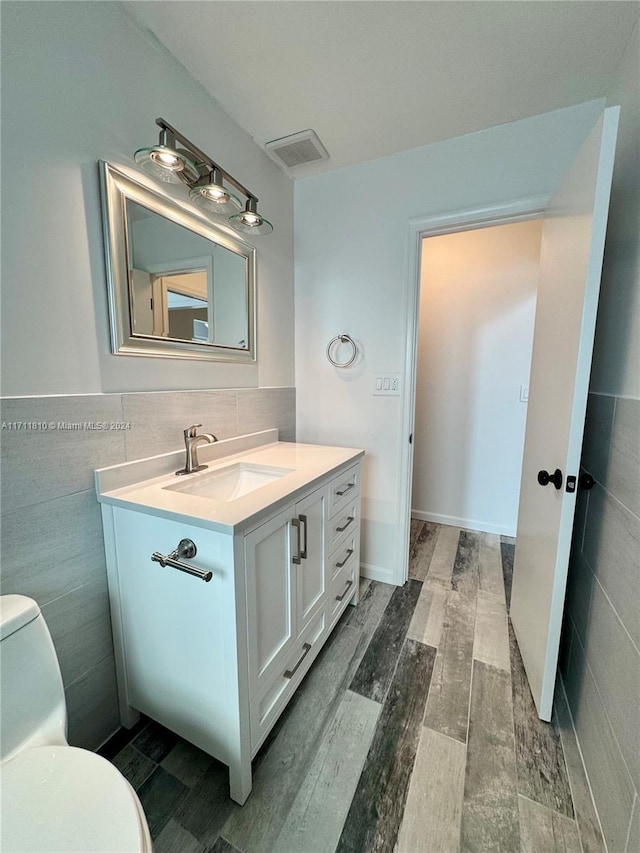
265;129;329;169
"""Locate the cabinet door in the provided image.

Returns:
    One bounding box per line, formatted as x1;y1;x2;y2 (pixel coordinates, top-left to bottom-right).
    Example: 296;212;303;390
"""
294;487;326;634
245;505;296;697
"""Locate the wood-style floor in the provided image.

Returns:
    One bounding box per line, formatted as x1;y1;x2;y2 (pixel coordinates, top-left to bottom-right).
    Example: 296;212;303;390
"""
102;521;605;853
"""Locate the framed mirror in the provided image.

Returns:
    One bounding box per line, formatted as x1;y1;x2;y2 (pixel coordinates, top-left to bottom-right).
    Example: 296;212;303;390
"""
100;161;256;362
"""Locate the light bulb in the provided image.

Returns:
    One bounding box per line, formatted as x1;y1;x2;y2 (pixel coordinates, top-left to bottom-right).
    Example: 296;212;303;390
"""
229;202;273;235
189;181;242;214
241;212;261;226
202;186;229;202
134;145;199;184
150;149;183;170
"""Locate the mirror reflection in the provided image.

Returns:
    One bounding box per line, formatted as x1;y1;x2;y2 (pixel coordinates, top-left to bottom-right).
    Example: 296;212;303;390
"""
126;201;248;349
100;161;256;363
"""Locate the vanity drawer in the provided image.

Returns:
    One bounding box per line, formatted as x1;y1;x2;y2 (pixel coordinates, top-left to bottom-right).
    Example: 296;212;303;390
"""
328;503;359;551
328;465;360;518
329;546;358;627
249;609;326;755
329;537;357;583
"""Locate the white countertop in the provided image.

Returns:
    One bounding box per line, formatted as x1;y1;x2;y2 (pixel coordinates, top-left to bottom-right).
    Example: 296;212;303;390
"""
96;432;363;534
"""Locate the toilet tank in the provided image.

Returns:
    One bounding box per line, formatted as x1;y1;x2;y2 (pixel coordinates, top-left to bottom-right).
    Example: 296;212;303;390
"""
0;595;67;759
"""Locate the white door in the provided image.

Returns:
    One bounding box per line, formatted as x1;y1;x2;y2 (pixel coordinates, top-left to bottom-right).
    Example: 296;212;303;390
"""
510;106;619;721
130;269;154;336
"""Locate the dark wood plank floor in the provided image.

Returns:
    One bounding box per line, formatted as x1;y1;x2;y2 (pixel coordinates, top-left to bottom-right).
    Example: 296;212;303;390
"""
102;522;603;853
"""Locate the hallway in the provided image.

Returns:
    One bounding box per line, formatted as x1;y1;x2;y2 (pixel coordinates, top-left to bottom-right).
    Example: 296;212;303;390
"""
103;522;604;852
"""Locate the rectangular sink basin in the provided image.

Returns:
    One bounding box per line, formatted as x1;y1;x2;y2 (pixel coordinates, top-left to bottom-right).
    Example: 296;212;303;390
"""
163;462;293;502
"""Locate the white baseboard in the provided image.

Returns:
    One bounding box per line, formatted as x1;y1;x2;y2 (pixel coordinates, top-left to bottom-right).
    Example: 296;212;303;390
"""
360;562;398;586
411;509;516;537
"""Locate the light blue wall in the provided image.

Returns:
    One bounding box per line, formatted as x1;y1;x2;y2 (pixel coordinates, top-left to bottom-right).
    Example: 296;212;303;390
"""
0;1;294;395
295;100;605;581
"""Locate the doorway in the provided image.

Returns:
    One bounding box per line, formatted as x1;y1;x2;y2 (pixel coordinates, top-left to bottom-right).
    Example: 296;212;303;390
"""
411;219;543;537
396;195;550;585
398;106;618;722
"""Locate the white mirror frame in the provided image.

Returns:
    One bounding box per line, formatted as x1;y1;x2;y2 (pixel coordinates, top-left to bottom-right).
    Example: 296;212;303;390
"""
99;161;257;362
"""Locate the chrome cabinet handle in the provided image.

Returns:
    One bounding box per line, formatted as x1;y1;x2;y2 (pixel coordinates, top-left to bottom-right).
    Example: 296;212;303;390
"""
299;514;308;560
335;548;354;569
151;539;212;583
284;642;312;679
335;579;353;602
336;481;355;497
292;517;302;564
336;515;355;533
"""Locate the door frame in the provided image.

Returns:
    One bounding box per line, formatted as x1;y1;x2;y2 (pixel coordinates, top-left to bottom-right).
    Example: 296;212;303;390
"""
396;194;551;585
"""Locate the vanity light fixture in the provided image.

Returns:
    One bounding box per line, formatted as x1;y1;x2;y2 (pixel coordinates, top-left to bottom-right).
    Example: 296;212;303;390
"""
134;118;273;235
229;198;273;236
134;125;199;184
189;167;242;215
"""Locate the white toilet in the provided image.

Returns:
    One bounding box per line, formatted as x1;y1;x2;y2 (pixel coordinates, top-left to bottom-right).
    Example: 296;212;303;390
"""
0;594;153;852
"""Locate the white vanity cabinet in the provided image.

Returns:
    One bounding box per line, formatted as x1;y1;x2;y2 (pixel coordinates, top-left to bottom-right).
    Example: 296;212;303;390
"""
97;442;362;806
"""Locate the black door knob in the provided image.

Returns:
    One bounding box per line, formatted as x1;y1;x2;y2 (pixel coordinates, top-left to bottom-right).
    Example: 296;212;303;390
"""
579;472;595;490
538;468;563;490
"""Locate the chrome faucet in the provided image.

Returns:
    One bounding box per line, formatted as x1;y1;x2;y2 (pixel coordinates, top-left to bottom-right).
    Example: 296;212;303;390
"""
175;424;218;475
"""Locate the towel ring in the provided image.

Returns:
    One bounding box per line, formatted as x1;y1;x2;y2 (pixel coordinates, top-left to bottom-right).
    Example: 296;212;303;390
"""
326;334;357;368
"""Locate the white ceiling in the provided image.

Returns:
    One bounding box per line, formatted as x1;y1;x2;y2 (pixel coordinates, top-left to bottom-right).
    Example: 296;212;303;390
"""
126;1;639;179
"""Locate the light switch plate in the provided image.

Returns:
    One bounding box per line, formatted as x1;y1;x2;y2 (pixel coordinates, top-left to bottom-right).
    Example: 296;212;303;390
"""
373;374;401;396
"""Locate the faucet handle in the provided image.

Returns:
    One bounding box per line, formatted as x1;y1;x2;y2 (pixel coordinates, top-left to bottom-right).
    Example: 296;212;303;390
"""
184;424;202;439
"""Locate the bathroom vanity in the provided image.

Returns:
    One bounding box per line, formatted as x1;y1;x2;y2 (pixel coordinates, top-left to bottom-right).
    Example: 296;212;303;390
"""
95;431;363;804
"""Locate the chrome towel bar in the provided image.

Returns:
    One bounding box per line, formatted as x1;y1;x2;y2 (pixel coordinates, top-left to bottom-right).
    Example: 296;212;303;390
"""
151;538;212;583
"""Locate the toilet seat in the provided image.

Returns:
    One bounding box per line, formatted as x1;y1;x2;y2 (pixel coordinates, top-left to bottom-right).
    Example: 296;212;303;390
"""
1;746;152;852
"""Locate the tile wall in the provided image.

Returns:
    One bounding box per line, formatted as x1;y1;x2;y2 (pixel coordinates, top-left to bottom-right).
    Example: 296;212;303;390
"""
560;392;639;852
0;387;295;750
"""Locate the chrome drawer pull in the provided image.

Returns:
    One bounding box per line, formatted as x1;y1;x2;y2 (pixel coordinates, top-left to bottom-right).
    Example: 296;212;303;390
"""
299;514;308;560
284;642;312;679
335;548;354;569
292;517;302;564
151;539;212;583
336;481;355;497
335;579;354;602
336;515;355;533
